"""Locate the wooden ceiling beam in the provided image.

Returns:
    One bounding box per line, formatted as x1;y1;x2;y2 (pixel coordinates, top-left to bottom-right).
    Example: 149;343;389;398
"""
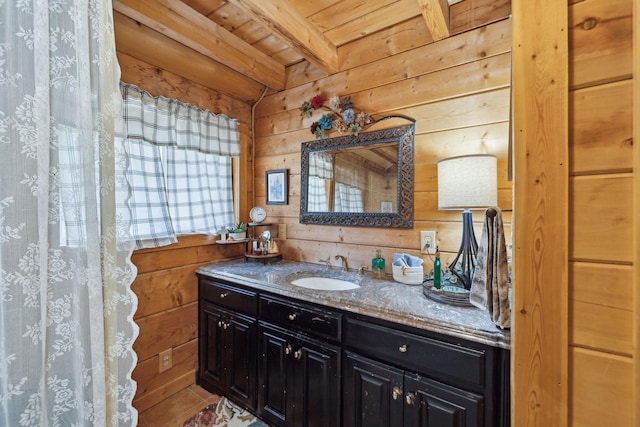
113;0;285;90
229;0;339;75
416;0;451;41
113;12;265;103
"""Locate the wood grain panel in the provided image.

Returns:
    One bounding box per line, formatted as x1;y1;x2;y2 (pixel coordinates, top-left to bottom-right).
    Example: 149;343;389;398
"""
114;12;264;103
131;243;244;274
256;86;510;140
260;53;511;136
570;80;633;174
570;347;633;426
338;16;433;72
570;174;633;263
132;264;201;319
632;1;639;423
133;370;196;414
450;0;511;35
257;18;511;117
570;300;632;355
324;0;421;46
414;122;510;166
569;262;633;311
512;1;568;425
132;340;198;407
569;0;632;89
118;53;252;120
133;303;198;361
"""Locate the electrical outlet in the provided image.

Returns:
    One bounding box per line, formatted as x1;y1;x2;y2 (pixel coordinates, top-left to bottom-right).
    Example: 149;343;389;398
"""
420;230;437;254
278;223;287;241
159;348;172;373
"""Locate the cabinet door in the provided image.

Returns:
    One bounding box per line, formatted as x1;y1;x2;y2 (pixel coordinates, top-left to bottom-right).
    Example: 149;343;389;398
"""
291;335;340;427
199;301;225;391
259;323;340;427
225;312;257;410
343;351;404;427
258;324;292;426
404;373;483;427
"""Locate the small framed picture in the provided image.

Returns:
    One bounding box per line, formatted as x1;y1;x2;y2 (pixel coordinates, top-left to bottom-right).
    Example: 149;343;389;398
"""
266;169;288;205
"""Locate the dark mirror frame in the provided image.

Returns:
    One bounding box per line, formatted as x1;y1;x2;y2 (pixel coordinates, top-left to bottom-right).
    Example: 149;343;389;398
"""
300;122;415;228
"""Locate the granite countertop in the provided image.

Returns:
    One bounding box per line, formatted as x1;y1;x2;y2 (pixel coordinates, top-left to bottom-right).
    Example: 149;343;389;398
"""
197;258;511;350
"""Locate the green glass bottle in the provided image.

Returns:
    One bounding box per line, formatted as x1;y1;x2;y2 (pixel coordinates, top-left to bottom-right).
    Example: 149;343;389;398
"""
433;251;441;289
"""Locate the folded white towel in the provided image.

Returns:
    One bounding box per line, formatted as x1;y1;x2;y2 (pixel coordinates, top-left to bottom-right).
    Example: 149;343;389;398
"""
470;207;511;329
393;253;424;267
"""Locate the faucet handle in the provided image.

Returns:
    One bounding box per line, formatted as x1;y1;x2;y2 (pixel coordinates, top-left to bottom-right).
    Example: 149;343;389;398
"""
318;258;332;270
358;266;368;275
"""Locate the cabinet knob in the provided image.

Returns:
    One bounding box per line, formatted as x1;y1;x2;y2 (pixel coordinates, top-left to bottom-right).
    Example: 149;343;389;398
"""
288;313;298;321
392;386;403;400
220;292;229;298
222;322;229;329
398;344;408;353
217;320;223;328
294;349;302;360
285;344;292;355
405;392;416;405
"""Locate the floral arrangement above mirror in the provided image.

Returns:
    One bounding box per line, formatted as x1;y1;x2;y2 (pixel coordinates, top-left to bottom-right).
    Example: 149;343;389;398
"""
299;94;373;139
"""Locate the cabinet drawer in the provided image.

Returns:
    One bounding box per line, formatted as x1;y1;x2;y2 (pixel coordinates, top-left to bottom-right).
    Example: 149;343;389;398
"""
259;295;342;342
345;318;486;387
200;279;257;316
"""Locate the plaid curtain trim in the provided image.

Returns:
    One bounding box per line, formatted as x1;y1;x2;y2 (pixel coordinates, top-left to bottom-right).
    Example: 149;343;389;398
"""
120;82;240;157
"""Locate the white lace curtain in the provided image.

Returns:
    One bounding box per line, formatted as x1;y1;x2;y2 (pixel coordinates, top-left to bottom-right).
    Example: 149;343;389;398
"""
0;1;138;426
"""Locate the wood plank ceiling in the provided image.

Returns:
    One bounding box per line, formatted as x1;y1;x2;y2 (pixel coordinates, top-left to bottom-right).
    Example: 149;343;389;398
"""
113;0;460;101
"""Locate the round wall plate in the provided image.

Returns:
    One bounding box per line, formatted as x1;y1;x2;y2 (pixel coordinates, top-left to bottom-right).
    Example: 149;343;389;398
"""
249;206;267;223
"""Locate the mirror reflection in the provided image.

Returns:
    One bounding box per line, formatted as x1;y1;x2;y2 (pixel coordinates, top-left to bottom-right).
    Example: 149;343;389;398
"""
300;123;415;228
307;142;398;213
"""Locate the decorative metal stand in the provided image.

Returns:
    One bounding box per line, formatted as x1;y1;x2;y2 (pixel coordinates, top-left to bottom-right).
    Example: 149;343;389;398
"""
448;209;479;290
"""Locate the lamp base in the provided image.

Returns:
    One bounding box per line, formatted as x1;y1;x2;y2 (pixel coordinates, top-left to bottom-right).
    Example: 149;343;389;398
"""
448;209;479;290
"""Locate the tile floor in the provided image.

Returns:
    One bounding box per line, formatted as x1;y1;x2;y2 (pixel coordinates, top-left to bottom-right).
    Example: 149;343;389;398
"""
137;384;221;427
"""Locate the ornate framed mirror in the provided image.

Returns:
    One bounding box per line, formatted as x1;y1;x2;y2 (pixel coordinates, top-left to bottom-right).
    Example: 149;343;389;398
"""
300;122;415;228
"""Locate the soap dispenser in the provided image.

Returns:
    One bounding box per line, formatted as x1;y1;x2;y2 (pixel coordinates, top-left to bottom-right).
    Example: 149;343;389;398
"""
372;249;386;279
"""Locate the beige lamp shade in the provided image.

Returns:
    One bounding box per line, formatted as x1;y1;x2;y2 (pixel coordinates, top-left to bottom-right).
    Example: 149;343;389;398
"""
438;154;497;209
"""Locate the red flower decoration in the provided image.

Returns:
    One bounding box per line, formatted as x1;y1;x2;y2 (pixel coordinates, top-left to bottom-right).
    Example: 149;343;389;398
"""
310;95;324;109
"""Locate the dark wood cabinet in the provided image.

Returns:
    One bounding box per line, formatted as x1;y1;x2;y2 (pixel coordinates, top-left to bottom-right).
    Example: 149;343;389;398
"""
403;373;483;427
343;351;404;427
197;274;509;427
343;351;483;427
258;317;340;426
198;280;258;410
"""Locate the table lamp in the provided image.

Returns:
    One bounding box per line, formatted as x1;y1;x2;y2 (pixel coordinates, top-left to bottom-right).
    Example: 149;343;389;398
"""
437;154;497;290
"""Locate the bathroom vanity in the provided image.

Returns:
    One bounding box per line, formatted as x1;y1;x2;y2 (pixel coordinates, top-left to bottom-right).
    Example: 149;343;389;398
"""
196;259;510;427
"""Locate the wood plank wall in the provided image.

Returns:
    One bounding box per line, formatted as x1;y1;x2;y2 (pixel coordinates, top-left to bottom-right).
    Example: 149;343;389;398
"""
567;0;635;425
513;0;637;424
511;2;569;425
254;10;513;275
116;51;252;412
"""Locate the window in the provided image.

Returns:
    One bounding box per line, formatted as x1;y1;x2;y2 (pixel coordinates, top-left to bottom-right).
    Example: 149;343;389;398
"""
119;83;239;249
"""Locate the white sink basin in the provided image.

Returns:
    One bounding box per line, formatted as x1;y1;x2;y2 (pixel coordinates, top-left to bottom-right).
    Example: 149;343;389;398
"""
291;276;360;291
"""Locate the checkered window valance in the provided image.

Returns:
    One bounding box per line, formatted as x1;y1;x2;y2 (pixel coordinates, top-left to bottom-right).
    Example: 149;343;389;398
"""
120;83;236;248
120;82;240;156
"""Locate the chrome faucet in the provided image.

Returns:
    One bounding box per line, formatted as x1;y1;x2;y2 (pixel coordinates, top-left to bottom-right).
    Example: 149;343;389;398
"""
318;258;332;270
335;255;349;272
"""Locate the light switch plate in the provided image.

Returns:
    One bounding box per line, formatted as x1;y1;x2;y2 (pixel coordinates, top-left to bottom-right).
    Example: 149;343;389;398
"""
159;348;172;373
